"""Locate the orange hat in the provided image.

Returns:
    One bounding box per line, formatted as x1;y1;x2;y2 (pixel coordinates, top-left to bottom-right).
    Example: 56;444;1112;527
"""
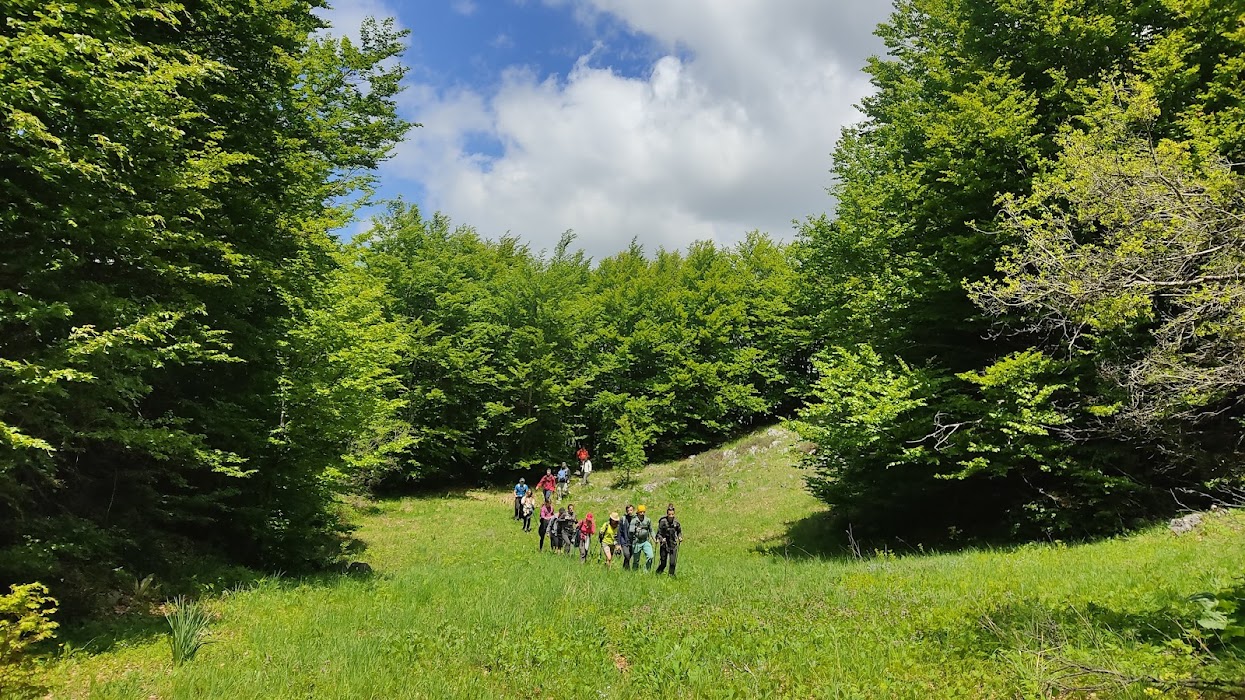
637;505;646;513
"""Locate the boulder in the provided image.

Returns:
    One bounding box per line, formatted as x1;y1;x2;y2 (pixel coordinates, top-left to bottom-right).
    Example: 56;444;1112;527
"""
1168;513;1203;535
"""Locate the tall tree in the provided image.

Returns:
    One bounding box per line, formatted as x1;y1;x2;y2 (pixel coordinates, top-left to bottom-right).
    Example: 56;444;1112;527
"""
0;2;410;607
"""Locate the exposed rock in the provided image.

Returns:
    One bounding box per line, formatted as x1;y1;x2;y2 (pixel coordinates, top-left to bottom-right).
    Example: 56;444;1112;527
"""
1169;513;1203;535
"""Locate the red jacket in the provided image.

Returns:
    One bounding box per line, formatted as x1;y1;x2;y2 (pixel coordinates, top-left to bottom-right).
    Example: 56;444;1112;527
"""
536;474;557;492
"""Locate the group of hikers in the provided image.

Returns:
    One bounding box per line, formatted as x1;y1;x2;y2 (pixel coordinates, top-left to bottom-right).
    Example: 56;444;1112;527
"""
509;448;683;575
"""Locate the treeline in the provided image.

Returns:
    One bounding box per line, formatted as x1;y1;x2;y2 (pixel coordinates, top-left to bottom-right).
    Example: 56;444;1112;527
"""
351;205;808;487
792;0;1245;543
1;2;409;611
0;2;809;611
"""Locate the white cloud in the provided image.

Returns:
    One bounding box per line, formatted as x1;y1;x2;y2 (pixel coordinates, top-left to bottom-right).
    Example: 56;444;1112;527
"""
489;32;515;49
315;0;405;44
451;0;478;16
385;1;893;259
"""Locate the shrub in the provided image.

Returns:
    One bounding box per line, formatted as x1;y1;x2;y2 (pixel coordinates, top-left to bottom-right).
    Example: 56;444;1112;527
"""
0;582;59;698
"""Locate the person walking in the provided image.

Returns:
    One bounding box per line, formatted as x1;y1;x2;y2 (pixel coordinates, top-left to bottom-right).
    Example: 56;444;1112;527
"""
563;505;579;555
550;506;568;552
578;513;596;562
521;492;535;532
580;456;592;486
618;504;636;570
538;500;555;551
536;469;557;504
656;503;682;576
600;513;621;568
513;478;529;520
576;446;589;464
556;462;571;501
630;505;656;572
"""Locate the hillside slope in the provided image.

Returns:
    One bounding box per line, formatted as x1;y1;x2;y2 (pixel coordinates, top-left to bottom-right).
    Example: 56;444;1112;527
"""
48;427;1245;698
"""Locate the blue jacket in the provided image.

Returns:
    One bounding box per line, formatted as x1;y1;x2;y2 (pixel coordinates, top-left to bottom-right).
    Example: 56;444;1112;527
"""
514;483;529;498
616;514;635;547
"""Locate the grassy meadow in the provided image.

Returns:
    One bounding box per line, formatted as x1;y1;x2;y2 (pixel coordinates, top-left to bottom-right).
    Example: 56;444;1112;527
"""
43;427;1245;698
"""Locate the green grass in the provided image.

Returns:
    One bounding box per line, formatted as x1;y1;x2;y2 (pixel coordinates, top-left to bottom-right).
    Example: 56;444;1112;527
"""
43;427;1245;698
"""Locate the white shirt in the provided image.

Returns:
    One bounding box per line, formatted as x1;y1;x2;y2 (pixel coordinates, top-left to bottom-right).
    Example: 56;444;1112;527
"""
582;459;592;474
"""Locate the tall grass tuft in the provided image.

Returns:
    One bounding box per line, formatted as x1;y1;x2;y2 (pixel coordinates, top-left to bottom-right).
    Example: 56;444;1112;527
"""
165;596;212;666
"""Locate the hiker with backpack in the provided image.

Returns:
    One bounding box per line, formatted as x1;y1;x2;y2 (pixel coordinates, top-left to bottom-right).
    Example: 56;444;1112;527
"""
600;513;621;568
549;506;568;552
513;478;529;520
578;513;596;562
556;462;571;501
630;505;656;572
563;505;579;555
618;504;636;570
656;503;682;576
536;468;557;504
580;456;592;486
538;500;555;550
521;491;535;533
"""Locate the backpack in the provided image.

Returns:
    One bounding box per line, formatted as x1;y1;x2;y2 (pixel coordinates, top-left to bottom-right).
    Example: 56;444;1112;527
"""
632;517;653;543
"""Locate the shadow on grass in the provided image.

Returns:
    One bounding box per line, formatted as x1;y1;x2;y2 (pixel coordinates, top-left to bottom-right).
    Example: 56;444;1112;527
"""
754;510;859;560
54;564;380;658
939;597;1245;696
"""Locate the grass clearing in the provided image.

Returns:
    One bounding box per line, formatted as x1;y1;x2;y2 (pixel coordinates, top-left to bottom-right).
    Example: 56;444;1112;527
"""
42;427;1245;698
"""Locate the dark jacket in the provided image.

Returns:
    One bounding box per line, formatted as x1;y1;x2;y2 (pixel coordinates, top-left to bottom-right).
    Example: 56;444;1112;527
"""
549;515;569;544
657;515;682;549
617;514;635;548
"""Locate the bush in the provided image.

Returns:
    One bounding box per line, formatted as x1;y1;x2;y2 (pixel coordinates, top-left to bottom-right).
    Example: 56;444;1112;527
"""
0;582;58;698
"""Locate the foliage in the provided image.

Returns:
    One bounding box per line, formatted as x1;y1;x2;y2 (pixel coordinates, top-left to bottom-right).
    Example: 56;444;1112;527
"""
0;582;58;698
355;208;809;486
606;413;650;486
972;84;1245;466
795;0;1245;541
0;2;410;611
165;596;213;666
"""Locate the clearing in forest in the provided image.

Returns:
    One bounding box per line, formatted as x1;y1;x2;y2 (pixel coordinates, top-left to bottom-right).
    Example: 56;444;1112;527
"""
46;427;1245;698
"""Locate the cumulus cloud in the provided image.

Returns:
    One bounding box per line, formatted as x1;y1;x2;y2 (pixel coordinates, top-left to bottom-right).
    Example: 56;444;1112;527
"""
315;0;406;44
451;0;478;17
386;1;893;257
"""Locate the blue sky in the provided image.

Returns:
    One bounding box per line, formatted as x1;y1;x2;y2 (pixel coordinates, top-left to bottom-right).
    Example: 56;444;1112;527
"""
321;0;892;258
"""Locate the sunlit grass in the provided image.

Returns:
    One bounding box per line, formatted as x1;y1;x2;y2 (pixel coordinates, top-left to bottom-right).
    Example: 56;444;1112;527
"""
44;427;1245;698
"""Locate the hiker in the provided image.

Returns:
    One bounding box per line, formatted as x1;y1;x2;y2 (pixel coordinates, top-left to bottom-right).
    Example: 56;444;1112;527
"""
600;513;621;568
580;456;592;486
656;503;682;576
576;446;589;464
556;462;571;500
618;504;636;570
538;500;555;551
550;507;568;552
521;491;535;532
536;468;557;503
563;505;579;555
630;505;656;572
578;513;596;562
513;478;529;520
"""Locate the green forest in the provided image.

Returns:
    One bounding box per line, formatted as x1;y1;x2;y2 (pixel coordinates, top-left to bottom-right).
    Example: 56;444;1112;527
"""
3;0;1245;696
